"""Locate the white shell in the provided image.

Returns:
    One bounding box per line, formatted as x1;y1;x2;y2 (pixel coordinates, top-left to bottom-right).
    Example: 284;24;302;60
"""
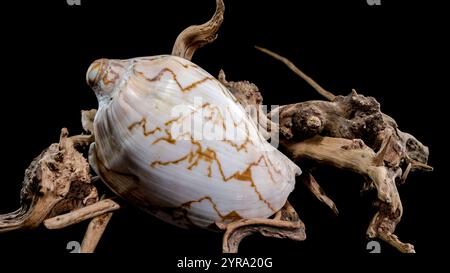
87;55;301;229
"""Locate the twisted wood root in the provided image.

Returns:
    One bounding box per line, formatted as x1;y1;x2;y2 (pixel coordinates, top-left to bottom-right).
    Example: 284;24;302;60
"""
218;201;306;253
223;47;432;253
171;0;224;61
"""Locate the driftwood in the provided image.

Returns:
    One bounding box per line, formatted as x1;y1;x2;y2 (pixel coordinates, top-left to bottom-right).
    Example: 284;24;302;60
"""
0;129;96;232
44;198;120;230
171;0;224;61
218;201;306;253
80;212;114;253
220;46;432;253
0;0;431;253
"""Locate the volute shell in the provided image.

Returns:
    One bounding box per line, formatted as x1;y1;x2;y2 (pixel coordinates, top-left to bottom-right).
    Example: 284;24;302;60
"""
88;55;301;229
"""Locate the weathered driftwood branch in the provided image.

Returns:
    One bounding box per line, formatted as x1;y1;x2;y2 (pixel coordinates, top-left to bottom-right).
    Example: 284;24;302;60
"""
286;136;399;201
172;0;224;61
218;201;306;253
0;129;97;232
257;46;431;169
255;46;336;101
44;199;120;230
219;46;431;253
0;125;118;252
80;212;114;253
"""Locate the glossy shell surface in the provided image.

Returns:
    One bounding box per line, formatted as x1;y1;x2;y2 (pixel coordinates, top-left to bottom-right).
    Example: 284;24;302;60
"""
87;55;301;228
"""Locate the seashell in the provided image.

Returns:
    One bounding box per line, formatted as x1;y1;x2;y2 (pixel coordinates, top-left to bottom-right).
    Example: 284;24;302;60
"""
86;55;301;229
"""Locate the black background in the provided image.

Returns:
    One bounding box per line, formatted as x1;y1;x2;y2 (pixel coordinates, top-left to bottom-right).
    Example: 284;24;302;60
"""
0;0;447;263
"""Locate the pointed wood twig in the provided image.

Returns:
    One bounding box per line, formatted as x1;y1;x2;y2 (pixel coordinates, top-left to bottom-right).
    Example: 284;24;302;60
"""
302;173;338;215
255;46;336;101
409;159;433;171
